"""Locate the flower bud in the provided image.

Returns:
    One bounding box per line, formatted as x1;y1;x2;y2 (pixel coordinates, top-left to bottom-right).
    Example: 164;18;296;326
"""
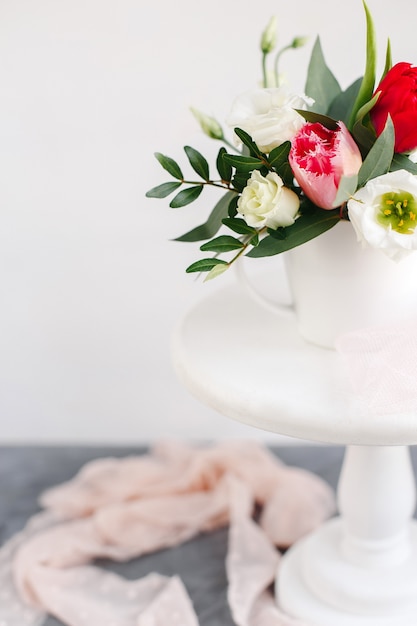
290;36;309;49
260;16;277;54
190;107;224;140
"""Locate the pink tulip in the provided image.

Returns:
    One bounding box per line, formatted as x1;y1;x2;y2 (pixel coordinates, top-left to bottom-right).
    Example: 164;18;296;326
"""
289;121;362;210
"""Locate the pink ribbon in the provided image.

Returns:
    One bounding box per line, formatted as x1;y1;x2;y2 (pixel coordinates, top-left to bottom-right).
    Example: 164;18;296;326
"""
0;441;335;626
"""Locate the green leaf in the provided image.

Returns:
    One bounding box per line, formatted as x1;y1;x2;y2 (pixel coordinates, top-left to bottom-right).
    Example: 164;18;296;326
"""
233;127;263;158
357;116;394;187
352;120;376;154
223;154;265;171
348;1;377;128
305;37;341;114
295;109;338;130
259;139;292;185
222;217;256;235
380;38;392;82
216;147;232;182
154;152;183;180
232;171;251;193
247;209;340;258
327;78;362;126
390;153;417;175
332;175;358;207
268;141;291;169
175;191;236;242
184;145;210;180
145;181;182;198
200;235;244;253
267;227;286;240
169;185;203;208
228;195;239;217
186;258;228;273
204;263;230;281
353;92;380;126
278;163;295;187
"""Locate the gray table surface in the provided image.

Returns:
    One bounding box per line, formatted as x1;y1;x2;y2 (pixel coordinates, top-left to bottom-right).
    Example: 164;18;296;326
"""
2;444;416;626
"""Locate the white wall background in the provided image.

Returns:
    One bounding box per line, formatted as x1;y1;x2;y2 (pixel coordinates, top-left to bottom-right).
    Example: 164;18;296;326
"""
0;0;414;444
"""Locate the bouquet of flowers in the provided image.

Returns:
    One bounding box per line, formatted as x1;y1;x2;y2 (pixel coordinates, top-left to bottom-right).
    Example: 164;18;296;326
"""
146;2;417;281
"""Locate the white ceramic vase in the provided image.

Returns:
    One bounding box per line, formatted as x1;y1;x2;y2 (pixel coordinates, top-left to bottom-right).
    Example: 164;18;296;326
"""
238;219;417;349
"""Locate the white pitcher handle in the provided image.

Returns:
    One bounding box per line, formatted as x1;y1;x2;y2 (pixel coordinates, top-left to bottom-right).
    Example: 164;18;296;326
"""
234;258;295;318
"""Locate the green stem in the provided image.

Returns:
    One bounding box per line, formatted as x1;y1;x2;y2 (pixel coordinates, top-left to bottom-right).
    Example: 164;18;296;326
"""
227;227;267;266
274;45;290;86
182;179;239;191
262;52;268;88
222;137;240;152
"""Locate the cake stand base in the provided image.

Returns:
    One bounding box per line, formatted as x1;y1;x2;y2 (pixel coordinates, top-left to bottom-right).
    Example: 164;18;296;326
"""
277;519;417;625
276;445;417;625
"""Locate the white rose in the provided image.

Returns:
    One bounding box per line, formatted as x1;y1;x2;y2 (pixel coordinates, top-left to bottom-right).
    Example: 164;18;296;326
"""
238;170;300;229
226;87;313;153
347;170;417;261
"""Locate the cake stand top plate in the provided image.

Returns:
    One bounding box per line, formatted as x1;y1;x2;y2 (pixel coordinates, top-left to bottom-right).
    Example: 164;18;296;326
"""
171;284;417;446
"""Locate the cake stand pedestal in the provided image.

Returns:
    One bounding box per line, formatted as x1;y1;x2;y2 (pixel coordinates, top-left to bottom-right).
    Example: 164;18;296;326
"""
171;283;417;625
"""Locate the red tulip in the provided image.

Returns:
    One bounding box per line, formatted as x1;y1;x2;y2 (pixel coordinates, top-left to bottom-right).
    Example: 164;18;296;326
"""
289;121;362;210
370;62;417;154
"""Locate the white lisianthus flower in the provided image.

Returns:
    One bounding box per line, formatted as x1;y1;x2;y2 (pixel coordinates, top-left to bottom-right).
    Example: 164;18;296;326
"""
238;170;300;229
347;169;417;261
226;87;313;153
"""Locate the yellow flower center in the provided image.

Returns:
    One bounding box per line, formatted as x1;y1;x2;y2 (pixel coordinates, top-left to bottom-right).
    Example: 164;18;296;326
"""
377;191;417;235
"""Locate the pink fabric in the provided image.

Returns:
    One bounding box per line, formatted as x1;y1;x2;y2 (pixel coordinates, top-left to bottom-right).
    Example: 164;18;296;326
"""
336;322;417;415
2;441;336;626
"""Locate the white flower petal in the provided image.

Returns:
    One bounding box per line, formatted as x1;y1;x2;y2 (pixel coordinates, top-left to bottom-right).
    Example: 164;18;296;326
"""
227;87;313;153
348;170;417;261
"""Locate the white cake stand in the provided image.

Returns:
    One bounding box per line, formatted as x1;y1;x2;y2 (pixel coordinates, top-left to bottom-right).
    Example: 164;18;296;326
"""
171;283;417;625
